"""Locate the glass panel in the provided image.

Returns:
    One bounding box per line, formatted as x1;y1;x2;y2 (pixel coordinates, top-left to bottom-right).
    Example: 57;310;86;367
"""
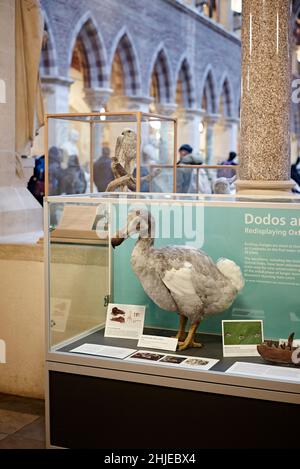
48;201;110;349
46;193;300;384
47;113;176;196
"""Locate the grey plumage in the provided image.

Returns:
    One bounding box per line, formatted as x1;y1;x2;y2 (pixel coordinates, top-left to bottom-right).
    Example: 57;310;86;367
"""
112;209;244;349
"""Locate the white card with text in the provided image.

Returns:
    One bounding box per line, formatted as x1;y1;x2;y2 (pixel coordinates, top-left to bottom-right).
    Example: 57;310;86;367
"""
104;303;145;340
138;335;178;352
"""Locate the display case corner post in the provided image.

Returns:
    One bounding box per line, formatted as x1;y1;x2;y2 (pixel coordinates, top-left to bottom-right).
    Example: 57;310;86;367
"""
45;115;49;197
173;118;178;193
90;120;94;194
136;111;142;192
43;198;51;357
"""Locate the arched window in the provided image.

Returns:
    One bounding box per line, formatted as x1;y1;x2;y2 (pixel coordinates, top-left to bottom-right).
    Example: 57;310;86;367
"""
149;49;172;106
176;58;195;108
110;33;141;96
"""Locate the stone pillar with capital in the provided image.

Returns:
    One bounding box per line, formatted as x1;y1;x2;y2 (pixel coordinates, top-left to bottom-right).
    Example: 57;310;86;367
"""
176;108;203;155
32;75;74;156
217;0;234;32
203;114;220;164
213;116;240;163
153;103;177;167
83;87;112;161
238;0;293;194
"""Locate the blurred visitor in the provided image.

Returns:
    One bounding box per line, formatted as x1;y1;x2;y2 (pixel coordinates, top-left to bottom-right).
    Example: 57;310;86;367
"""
176;144;203;193
48;146;63;195
27;154;45;205
63;154;87;194
217;151;237;179
93;146;114;192
291;157;300;193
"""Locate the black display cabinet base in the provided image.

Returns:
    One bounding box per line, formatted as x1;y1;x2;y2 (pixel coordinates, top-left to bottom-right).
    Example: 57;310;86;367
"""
48;370;300;449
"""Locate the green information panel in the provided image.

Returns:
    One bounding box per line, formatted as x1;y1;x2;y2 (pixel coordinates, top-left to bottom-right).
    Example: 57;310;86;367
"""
113;202;300;339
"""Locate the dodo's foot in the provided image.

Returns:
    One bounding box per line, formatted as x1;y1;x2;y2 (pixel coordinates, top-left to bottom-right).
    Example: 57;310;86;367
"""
174;332;186;342
177;340;203;351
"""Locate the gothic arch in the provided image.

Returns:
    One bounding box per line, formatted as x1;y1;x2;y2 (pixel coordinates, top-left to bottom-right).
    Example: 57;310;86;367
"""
149;46;173;104
68;13;108;88
200;65;217;114
218;73;234;117
40;13;58;76
109;28;142;95
175;56;196;108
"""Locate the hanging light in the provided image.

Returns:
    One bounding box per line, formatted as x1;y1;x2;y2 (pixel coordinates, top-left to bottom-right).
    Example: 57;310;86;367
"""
231;0;242;14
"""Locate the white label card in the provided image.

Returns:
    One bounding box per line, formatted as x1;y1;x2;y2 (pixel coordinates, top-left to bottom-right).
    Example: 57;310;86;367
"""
104;303;145;340
137;335;178;352
70;344;136;359
226;361;300;382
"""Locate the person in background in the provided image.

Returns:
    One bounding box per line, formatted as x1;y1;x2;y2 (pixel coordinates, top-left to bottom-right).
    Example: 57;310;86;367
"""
291;156;300;193
63;154;87;194
48;146;63;195
176;144;203;193
93;146;114;192
27;154;45;205
217;151;237;179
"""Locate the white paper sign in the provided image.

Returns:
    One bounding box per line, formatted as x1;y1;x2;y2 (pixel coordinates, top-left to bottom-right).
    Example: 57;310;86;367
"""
138;335;178;352
70;343;136;359
222;320;264;357
104;303;145;340
226;361;300;382
50;298;71;332
56;205;98;231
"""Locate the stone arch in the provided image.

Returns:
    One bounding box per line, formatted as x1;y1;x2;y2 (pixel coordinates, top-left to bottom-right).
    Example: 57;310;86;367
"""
200;65;217;114
218;73;234;117
109;28;142;95
40;13;58;76
175;57;196;108
149;46;173;104
68;12;108;88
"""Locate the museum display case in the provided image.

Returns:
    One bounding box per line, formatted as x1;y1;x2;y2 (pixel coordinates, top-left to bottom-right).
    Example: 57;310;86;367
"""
45;112;177;196
44;192;300;449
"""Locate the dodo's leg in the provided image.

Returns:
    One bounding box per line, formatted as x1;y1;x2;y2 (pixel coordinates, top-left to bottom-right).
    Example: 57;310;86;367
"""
175;315;187;342
178;321;202;351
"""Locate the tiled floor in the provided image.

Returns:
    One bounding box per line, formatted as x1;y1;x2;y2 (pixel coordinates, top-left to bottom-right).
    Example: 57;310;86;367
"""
0;393;45;449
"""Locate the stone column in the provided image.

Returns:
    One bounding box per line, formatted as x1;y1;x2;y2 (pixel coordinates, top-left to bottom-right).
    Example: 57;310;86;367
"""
153;103;177;166
203;114;219;164
38;76;73;152
213;116;240;162
176;108;203;155
217;0;234;32
108;95;152;113
83;87;112;161
238;0;293;194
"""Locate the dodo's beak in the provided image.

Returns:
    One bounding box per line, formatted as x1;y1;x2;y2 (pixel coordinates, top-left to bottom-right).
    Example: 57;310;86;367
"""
111;229;127;249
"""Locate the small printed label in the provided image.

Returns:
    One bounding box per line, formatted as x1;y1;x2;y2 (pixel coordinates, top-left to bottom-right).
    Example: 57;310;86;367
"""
138;335;178;352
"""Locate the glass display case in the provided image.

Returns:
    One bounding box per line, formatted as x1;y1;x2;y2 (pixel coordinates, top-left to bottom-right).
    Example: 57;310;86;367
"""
45;112;177;196
44;192;300;449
